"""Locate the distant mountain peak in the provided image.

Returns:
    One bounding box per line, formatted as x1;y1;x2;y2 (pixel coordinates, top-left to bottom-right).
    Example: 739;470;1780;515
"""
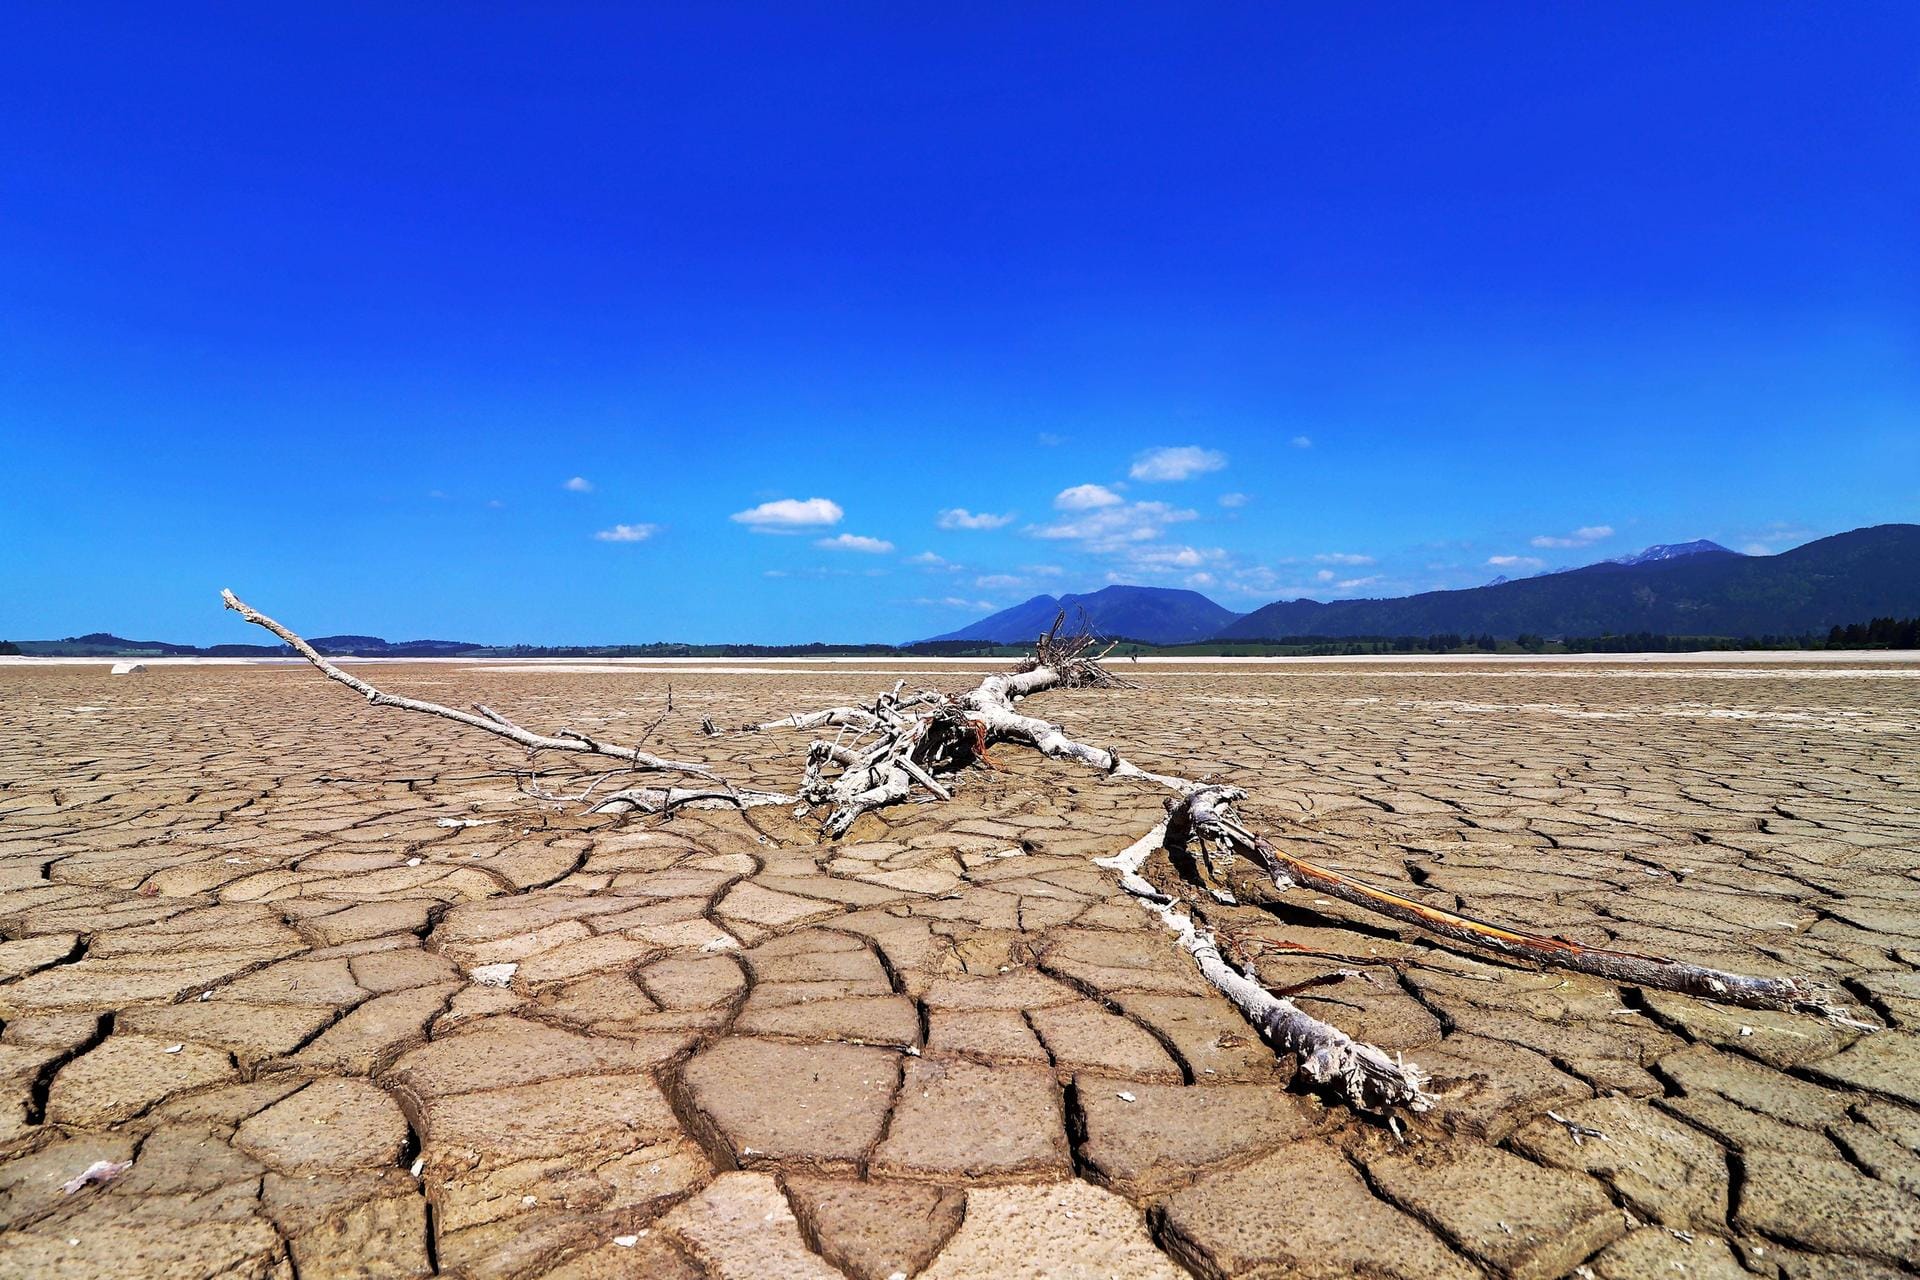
921;584;1242;645
1606;539;1734;567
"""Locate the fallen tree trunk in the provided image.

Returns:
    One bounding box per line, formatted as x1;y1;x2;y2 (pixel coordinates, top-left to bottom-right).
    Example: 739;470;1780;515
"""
227;595;1875;1112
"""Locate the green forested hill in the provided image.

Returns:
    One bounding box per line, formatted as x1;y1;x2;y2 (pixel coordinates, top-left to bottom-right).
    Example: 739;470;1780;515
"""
1217;524;1920;640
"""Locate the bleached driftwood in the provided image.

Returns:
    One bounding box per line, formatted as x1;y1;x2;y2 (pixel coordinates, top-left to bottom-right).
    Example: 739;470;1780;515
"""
1162;785;1871;1028
1098;825;1434;1112
795;693;984;836
716;618;1190;834
222;590;715;780
231;598;1875;1111
737;618;1876;1079
958;666;1189;790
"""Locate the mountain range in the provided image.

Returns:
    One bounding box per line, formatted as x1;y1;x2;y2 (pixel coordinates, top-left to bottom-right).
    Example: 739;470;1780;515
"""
1608;539;1731;566
923;586;1243;646
927;525;1920;644
8;525;1916;655
7;633;484;659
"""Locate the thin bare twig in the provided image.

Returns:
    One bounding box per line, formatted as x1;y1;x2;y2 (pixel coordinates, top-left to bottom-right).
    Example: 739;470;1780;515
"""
221;590;713;779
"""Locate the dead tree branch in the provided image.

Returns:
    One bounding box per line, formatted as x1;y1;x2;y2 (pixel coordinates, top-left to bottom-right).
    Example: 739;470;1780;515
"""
221;590;715;779
1163;785;1872;1028
227;596;1874;1113
1098;826;1435;1113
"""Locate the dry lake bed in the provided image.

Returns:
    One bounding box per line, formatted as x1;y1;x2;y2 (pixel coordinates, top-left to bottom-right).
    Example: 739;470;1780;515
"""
1;656;1918;1279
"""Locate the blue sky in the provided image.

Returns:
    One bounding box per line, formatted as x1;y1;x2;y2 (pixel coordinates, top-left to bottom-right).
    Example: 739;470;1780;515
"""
4;5;1915;644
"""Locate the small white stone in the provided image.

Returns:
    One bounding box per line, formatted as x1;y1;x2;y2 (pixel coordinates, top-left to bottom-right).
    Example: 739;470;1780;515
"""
612;1235;638;1248
470;963;516;988
163;1044;183;1054
1739;1025;1754;1036
1116;1090;1137;1103
61;1158;133;1194
405;857;422;867
410;1157;424;1177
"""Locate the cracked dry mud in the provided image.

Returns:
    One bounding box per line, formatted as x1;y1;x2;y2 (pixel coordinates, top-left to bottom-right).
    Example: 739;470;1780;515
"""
2;658;1918;1279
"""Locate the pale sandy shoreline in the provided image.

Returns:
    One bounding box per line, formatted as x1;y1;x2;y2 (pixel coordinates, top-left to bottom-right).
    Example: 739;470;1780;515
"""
6;649;1919;672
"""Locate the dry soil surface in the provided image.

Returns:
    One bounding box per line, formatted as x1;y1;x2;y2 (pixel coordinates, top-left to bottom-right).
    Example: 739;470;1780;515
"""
1;658;1917;1279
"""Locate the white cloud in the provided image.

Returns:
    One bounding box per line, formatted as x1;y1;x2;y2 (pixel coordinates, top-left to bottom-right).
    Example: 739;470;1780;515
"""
731;497;844;531
1530;524;1615;549
564;476;594;493
816;533;894;553
594;523;658;543
1218;492;1250;508
1290;435;1313;449
1054;483;1123;510
1220;562;1386;601
1488;554;1546;570
1095;544;1231;584
1037;432;1065;447
486;499;505;509
1737;522;1818;554
766;565;881;579
975;573;1027;589
908;551;961;570
1030;501;1197;552
914;597;999;610
1314;552;1375;566
1125;544;1220;571
1129;445;1227;482
1219;566;1280;596
937;507;1015;530
1186;572;1216;587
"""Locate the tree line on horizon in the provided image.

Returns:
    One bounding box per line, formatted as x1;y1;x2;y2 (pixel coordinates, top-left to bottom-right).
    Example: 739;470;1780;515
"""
5;616;1917;659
